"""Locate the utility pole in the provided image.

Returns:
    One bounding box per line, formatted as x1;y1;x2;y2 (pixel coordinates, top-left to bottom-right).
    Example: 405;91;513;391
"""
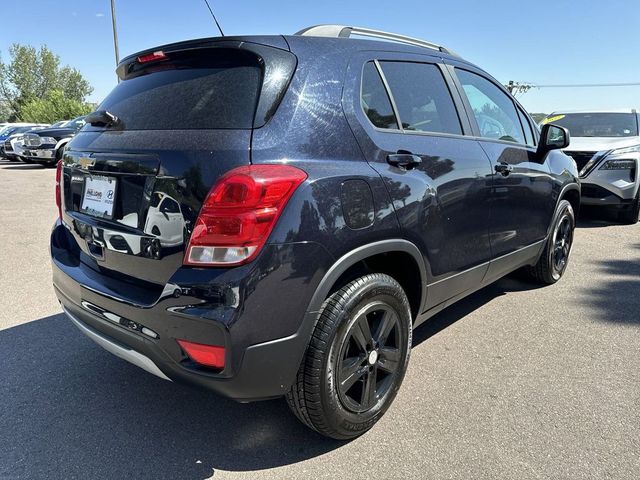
110;0;120;69
505;81;533;97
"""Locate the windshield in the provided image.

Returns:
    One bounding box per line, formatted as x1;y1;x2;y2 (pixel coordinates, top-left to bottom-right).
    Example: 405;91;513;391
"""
0;126;18;137
547;113;638;137
11;126;36;135
66;117;86;130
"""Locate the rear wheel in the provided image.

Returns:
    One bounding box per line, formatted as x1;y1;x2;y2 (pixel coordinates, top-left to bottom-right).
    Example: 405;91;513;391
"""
524;199;575;284
287;273;412;440
619;189;640;224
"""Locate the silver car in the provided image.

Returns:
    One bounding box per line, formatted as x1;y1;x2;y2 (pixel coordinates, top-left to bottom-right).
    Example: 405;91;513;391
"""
542;109;640;223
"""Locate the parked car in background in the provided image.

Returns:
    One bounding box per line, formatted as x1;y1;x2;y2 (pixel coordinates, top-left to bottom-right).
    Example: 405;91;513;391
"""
0;124;48;158
4;126;49;161
544;109;640;223
22;116;86;166
51;25;579;439
50;120;69;128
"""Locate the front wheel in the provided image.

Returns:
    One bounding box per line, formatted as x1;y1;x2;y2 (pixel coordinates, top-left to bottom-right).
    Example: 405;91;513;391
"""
524;199;575;284
287;273;412;440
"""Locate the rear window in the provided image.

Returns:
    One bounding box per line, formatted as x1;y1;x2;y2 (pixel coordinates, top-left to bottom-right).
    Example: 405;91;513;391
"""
379;62;462;135
99;50;262;130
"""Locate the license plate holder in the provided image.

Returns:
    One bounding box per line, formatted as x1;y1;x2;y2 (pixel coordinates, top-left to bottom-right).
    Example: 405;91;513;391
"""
80;175;117;219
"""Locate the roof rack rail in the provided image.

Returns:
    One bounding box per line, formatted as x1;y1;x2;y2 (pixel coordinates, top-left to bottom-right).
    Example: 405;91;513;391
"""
295;24;457;56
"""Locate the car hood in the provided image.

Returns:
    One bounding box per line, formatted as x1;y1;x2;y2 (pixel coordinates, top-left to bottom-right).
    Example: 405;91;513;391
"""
28;127;77;138
565;136;640;153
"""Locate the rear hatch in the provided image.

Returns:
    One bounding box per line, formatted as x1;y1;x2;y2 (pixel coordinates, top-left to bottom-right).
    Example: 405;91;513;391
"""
60;39;296;294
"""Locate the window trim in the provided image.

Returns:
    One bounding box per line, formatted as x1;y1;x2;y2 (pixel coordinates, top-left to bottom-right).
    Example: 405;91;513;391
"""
516;105;537;147
373;60;403;131
359;60;401;130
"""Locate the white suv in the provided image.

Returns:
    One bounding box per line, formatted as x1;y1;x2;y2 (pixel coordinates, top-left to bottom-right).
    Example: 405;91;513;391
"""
543;109;640;223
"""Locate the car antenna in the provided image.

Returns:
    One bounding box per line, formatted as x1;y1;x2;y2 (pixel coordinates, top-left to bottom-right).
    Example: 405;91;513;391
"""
202;0;224;36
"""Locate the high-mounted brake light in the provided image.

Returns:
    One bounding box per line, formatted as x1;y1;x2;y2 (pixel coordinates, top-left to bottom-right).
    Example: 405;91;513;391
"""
184;164;307;266
55;160;63;220
177;339;225;369
137;51;167;64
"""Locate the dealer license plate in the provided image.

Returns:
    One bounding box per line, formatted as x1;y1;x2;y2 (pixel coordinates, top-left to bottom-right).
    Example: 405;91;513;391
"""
80;176;117;219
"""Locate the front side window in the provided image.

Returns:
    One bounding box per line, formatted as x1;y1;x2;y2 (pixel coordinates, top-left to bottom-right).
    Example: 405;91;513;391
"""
361;62;399;130
379;62;462;135
456;69;525;144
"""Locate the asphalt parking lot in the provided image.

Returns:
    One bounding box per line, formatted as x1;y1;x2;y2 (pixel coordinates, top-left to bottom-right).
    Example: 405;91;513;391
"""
1;159;638;480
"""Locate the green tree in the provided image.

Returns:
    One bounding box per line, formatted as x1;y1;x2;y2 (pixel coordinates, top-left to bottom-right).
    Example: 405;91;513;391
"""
19;90;93;123
0;44;93;121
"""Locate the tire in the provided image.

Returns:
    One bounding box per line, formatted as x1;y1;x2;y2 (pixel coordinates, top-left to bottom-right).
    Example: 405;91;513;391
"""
619;189;640;225
287;273;412;440
43;148;63;168
524;199;575;284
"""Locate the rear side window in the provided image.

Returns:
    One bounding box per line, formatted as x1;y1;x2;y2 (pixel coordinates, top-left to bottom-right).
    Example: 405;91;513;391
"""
379;62;462;135
456;69;525;144
361;62;399;130
99;50;262;130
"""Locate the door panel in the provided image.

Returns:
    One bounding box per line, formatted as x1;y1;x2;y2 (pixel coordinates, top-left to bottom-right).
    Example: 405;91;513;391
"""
343;54;494;310
479;141;555;257
452;67;555;259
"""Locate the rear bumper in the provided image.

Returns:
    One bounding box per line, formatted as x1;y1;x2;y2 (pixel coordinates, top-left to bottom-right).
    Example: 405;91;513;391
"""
51;220;332;401
64;305;171;381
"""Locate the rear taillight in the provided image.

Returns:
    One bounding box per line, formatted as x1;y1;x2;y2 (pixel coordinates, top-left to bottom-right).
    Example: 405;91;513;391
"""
177;339;225;369
55;160;62;220
184;164;307;266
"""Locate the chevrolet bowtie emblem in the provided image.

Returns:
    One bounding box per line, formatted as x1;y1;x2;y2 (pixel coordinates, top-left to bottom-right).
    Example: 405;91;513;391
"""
78;157;94;169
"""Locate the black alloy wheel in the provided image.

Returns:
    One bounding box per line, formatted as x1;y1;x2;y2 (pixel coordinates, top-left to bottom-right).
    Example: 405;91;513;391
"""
551;212;573;277
524;199;575;284
287;273;412;440
336;302;402;413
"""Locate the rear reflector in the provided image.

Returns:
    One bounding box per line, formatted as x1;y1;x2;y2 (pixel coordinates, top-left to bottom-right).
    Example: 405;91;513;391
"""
177;339;225;369
55;160;62;220
184;164;307;266
137;51;167;63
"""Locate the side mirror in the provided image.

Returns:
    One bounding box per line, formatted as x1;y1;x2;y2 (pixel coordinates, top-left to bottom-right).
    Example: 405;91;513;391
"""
538;123;570;156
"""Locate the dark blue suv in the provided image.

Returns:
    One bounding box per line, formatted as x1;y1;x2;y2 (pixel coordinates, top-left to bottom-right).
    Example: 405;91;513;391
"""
51;25;579;439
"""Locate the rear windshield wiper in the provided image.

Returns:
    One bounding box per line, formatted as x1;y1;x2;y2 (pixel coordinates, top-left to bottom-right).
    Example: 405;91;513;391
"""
86;110;121;128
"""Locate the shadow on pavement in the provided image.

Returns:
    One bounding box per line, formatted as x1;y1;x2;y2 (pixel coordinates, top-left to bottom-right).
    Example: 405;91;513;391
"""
583;255;640;325
412;274;542;347
0;314;339;480
577;206;624;227
0;160;46;170
1;275;543;479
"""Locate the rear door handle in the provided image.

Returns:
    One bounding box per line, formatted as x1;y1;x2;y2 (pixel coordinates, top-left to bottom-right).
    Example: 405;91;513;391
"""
387;152;422;169
495;163;513;176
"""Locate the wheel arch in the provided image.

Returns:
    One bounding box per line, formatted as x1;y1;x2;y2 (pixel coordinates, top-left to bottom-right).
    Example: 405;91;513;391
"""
54;137;72;157
547;182;580;237
306;239;428;319
560;183;580;217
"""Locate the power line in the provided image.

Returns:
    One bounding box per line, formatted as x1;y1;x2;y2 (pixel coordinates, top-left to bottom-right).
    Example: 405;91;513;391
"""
202;0;224;36
506;80;640;96
536;82;640;88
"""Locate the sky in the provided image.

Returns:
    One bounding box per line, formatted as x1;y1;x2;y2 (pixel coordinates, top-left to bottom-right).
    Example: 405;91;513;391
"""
1;0;639;114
